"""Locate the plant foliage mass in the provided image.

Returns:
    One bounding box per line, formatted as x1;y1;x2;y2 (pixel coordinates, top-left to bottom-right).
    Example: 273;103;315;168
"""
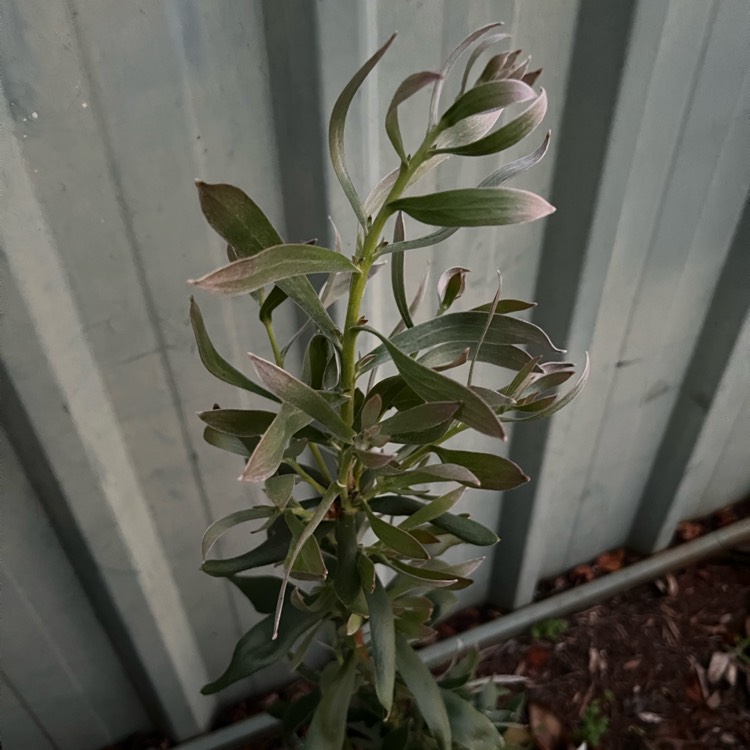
188;23;586;749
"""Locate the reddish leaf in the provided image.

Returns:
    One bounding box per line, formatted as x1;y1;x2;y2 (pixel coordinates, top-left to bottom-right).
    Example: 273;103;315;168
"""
596;548;625;573
529;703;564;750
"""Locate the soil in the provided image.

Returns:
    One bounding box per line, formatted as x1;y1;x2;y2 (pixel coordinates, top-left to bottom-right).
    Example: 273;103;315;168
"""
104;500;749;750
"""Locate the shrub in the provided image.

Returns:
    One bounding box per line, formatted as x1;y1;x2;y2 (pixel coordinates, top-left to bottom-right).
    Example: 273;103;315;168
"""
188;22;586;749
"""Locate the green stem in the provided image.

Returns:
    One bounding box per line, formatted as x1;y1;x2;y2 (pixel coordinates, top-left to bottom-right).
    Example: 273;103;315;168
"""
285;459;327;495
310;443;333;484
262;318;284;366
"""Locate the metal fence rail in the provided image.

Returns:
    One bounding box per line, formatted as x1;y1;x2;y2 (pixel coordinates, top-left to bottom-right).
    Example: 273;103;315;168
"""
1;0;748;746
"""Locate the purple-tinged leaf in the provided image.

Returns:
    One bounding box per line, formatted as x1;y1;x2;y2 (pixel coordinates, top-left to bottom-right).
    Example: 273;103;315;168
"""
432;446;529;491
330;33;397;228
249;354;355;443
387;71;443;162
439;80;535;130
189;244;358;296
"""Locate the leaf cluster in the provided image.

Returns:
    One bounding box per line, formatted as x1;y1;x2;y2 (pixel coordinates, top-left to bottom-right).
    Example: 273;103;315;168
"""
188;22;586;749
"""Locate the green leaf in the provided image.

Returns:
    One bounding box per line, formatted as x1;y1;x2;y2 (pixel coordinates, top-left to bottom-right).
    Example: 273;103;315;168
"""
334;513;361;606
387;71;442;162
359;393;383;430
277;274;344;345
227;575;284;614
400;487;465;530
382;557;460;587
439;79;535;130
249;354;355;443
381;464;480;491
201;601;318;694
301;335;331;391
265;474;295;511
388;187;555;228
370;496;498;546
458;31;511;95
304;653;358;750
379;402;459;439
196;181;283;256
366;507;429;560
202;426;259;457
198;408;329;445
202;515;293;577
439;649;480;689
501;352;590;422
432;447;528;490
437;267;469;312
441;690;502;749
365;579;396;715
201;506;275;559
360;312;562;373
391;212;414;329
358;552;376;594
189;298;279;402
437;89;548;157
188;244;358;296
356;326;505;440
428;22;504;127
259;284;288;324
274;483;340;637
417;341;537;374
330;33;397;228
395;635;452;750
285;512;327;581
240;403;313;482
381;134;551;256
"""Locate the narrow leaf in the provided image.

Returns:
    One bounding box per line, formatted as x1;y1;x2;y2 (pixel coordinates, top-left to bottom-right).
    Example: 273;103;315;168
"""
361;311;562;373
439;80;534;129
265;474;295;511
370;495;498;546
437;89;548;157
202;604;318;694
387;72;442;162
365;579;396;715
227;575;283;614
395;635;452;750
285;513;327;581
358;552;376;594
240;403;313;483
201;507;275;559
198;408;328;444
357;326;505;439
428;22;503;128
189;298;278;401
274;483;340;638
417;341;538;373
381;134;551;256
385;557;459;587
379;401;459;438
249;354;355;443
202;426;259;457
389;187;555;228
189;244;357;296
391;212;414;329
459;31;511;94
382;464;480;490
400;487;465;530
367;507;429;560
196;181;282;256
278;274;344;344
468;275;501;385
441;689;502;749
330;33;397;227
433;446;529;490
334;513;361;606
305;654;358;750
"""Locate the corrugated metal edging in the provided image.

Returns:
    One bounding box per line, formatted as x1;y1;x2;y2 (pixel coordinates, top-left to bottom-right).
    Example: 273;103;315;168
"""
1;0;748;746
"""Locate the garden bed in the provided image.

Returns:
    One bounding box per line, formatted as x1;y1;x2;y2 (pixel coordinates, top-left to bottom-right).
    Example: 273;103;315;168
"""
106;501;749;749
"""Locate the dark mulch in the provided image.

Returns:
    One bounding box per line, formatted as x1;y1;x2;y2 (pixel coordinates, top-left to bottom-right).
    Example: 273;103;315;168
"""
478;552;750;748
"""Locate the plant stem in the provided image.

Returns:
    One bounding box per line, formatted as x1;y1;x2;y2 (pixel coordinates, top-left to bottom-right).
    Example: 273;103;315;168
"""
286;459;327;495
310;443;333;484
263;318;284;366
